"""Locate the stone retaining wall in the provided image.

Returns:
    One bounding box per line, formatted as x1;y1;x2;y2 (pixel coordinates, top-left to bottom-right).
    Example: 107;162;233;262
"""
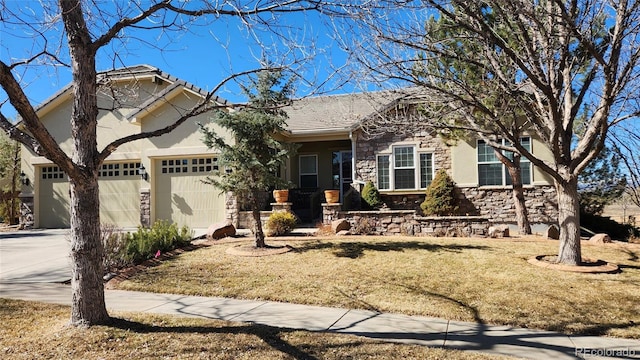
338;209;490;237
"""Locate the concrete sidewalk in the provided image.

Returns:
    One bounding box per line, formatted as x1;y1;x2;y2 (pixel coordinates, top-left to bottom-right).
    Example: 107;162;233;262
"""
1;283;639;360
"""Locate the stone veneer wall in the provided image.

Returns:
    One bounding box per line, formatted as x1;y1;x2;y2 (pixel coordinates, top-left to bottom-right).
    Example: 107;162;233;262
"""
458;186;558;225
336;209;489;237
354;127;452;185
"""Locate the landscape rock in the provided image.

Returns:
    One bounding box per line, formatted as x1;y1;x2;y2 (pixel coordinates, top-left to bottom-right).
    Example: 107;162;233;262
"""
589;233;612;244
488;225;510;238
206;221;236;240
331;219;351;233
545;225;560;240
336;230;351;236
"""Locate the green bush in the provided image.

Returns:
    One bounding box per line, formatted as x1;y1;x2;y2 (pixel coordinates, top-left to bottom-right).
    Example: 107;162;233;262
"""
124;220;192;264
361;181;383;209
102;221;192;270
420;169;458;216
265;211;297;236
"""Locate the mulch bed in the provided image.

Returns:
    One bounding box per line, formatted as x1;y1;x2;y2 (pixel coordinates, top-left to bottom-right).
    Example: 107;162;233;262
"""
528;255;620;273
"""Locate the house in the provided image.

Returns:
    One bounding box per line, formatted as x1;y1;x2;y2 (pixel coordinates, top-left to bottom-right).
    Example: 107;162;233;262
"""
19;65;234;229
19;65;558;230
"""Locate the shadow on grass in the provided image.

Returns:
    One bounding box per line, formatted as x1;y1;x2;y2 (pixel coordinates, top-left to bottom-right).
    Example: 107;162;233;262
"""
108;318;321;360
295;240;491;259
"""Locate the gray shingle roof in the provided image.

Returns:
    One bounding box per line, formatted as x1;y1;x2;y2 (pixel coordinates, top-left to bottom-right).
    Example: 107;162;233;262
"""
282;91;401;135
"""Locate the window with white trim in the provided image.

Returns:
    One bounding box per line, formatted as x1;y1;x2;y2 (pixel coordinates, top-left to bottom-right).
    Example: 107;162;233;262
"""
299;154;318;188
377;145;434;190
477;137;531;186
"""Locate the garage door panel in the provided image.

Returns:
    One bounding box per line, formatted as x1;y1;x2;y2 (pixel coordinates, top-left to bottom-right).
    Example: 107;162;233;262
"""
39;174;71;228
155;157;225;228
38;163;140;228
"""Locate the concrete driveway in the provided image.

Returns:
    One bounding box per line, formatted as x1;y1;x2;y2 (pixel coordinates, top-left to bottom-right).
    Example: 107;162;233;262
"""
0;229;71;283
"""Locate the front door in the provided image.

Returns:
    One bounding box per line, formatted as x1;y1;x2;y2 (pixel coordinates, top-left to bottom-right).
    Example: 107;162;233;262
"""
332;150;353;202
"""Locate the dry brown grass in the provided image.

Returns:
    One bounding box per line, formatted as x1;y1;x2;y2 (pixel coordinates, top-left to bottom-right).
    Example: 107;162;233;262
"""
0;298;505;360
116;235;640;339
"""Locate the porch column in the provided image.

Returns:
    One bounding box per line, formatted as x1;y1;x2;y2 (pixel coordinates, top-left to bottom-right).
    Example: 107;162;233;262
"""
322;202;342;225
271;202;292;214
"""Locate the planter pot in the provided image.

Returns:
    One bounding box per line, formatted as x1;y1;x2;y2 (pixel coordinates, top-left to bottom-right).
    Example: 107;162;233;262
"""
273;189;289;203
324;189;340;204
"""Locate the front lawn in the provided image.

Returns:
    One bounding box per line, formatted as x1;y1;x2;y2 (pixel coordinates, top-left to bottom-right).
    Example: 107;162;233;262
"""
115;235;640;339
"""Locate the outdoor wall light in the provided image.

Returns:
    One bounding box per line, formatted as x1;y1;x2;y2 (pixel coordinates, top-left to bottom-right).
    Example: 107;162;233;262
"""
139;164;148;181
20;171;30;186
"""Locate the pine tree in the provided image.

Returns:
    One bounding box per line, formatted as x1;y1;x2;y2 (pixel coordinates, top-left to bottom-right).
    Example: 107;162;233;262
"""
420;169;458;216
200;69;296;247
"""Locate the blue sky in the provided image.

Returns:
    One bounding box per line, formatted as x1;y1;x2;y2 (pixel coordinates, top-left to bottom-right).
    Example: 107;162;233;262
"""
0;2;357;120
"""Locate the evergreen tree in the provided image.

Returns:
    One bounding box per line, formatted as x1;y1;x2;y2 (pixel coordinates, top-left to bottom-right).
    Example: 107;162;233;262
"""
421;169;458;216
200;69;296;247
579;146;626;216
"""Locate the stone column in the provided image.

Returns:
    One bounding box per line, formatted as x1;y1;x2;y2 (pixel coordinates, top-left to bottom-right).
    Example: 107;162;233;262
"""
271;202;292;214
18;193;34;229
225;191;239;228
140;188;151;228
322;203;342;225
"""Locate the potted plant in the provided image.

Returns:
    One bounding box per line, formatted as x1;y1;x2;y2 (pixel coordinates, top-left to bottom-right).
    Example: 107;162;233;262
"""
324;189;340;203
272;189;289;203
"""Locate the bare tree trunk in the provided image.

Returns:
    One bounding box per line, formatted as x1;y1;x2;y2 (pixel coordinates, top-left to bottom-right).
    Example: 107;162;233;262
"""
556;178;582;265
495;151;532;235
9;141;19;225
252;208;266;248
69;176;109;325
505;154;531;235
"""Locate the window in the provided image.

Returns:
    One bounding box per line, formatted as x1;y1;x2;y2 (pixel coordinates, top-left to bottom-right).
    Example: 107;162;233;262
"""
377;145;433;190
41;166;65;180
191;157;219;173
477;138;531;186
161;159;189;174
299;155;318;188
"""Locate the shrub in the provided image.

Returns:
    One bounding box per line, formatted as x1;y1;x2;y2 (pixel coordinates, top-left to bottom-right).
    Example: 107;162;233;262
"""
265;211;297;236
101;223;132;272
361;181;383;209
420;169;458;216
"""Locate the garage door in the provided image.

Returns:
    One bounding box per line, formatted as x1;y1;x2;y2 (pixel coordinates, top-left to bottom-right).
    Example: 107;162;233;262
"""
97;162;140;227
37;162;141;228
38;166;70;228
155;156;225;228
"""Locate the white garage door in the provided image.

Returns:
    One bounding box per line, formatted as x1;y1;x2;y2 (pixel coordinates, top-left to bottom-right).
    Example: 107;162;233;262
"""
155;156;225;228
38;162;141;228
97;162;141;227
38;166;70;228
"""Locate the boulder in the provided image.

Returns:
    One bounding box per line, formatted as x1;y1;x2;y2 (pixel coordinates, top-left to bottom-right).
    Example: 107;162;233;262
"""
589;233;612;244
331;219;351;233
545;225;560;240
206;221;236;240
488;225;510;238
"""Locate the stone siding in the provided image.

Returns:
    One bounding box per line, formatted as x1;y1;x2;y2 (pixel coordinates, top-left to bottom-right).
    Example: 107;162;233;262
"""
354;128;451;184
340;210;489;237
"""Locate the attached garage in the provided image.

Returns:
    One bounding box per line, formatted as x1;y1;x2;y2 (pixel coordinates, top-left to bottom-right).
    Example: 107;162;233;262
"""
36;162;141;228
38;166;70;228
154;156;226;228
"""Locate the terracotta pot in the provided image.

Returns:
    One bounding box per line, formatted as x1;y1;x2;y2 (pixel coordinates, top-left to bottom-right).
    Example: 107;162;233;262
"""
273;189;289;203
324;189;340;203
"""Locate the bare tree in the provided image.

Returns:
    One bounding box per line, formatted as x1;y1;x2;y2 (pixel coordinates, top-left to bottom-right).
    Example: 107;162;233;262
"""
342;0;640;265
0;0;349;326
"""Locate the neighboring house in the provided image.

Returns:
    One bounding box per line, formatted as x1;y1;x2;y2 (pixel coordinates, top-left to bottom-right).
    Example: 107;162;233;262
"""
19;65;558;230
